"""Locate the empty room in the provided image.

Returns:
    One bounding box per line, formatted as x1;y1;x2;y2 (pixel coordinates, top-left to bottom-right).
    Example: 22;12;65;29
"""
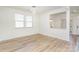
0;6;71;52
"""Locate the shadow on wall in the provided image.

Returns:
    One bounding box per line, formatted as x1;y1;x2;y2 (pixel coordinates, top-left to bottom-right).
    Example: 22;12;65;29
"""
0;35;11;41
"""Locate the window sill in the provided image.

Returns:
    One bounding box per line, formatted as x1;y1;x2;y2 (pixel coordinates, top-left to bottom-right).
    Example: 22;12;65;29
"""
15;27;32;29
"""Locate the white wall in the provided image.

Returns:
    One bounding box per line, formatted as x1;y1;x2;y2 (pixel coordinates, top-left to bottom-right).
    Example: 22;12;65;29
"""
39;7;70;41
0;7;39;41
0;7;70;41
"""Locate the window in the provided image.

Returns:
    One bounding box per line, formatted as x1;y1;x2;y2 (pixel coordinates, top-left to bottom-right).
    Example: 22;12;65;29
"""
15;14;24;27
15;13;32;28
25;16;32;27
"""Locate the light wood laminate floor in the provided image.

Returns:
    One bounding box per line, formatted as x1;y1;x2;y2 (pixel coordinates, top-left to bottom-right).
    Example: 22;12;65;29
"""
71;34;79;51
0;34;71;52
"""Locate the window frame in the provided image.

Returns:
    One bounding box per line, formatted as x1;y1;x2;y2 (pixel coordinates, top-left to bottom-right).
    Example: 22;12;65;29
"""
15;13;33;28
24;16;33;28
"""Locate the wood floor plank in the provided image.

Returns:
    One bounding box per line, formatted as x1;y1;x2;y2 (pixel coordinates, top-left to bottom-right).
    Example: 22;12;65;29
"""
0;34;70;52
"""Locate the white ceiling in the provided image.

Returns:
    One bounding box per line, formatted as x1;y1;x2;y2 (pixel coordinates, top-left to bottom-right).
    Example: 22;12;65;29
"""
8;6;65;14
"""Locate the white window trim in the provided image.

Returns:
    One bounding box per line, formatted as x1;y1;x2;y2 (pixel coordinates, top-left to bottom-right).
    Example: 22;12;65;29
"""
15;13;33;28
25;16;33;28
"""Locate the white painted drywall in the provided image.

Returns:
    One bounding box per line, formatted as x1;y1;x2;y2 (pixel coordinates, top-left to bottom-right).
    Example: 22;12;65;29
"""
0;7;70;41
0;7;39;41
39;7;70;41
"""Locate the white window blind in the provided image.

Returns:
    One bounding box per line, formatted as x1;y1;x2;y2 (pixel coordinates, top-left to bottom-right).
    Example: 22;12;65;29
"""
15;13;32;28
15;14;24;27
25;16;32;27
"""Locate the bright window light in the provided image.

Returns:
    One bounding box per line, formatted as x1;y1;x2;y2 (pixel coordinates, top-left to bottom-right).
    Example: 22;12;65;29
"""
25;16;32;27
15;13;32;28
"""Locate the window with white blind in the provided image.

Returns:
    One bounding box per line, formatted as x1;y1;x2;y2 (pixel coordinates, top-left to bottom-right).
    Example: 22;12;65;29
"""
15;13;32;28
15;14;24;27
25;16;32;27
